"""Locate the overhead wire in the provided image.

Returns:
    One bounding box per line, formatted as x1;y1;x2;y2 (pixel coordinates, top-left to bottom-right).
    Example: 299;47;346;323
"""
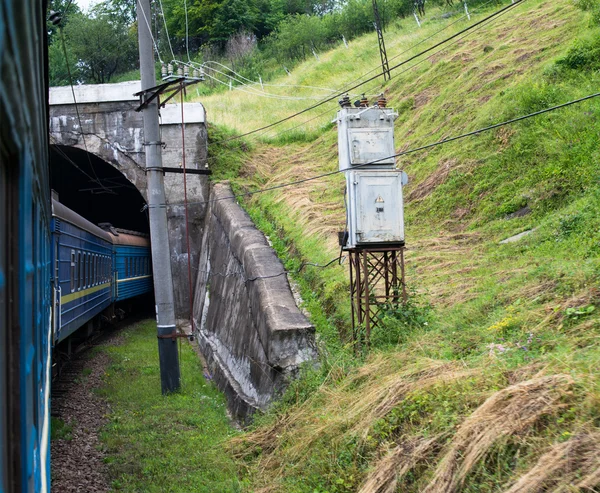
201;60;338;93
216;0;524;143
157;0;176;61
58;28;116;195
136;0;164;63
152;91;600;209
49;138;133;194
201;65;329;100
256;0;522;140
336;0;498;95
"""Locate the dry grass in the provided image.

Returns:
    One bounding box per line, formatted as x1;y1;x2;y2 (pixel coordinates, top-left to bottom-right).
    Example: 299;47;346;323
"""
422;374;575;493
231;356;470;476
502;431;600;492
358;435;441;493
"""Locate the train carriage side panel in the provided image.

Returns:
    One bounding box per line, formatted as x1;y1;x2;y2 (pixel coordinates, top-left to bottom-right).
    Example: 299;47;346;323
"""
108;232;152;302
52;200;113;343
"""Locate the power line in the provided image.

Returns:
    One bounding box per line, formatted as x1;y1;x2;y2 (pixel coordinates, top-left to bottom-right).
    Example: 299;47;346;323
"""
201;66;328;101
58;28;115;195
202;60;338;93
135;0;163;63
157;0;175;61
337;0;499;93
251;0;521;141
161;91;600;208
218;0;524;143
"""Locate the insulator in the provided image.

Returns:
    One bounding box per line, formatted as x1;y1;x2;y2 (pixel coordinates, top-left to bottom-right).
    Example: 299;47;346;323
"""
193;68;199;78
184;66;189;78
177;65;184;77
338;93;352;108
161;63;167;78
167;63;173;76
360;94;369;107
377;93;387;108
200;67;205;77
48;10;62;25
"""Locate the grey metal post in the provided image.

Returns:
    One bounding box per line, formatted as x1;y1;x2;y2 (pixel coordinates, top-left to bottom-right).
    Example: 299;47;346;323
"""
136;0;180;394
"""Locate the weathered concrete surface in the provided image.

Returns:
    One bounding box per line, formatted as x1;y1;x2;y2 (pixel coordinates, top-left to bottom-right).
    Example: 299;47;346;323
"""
49;82;209;319
194;183;318;420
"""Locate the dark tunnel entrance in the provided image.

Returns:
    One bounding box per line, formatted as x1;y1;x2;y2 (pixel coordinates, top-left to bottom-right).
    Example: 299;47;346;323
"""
50;144;155;354
50;145;149;234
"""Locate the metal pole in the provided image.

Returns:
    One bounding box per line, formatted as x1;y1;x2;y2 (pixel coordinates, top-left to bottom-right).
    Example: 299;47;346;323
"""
137;0;180;394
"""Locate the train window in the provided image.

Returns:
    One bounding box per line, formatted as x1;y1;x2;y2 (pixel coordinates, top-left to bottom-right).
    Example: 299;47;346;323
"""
84;253;88;288
70;250;76;292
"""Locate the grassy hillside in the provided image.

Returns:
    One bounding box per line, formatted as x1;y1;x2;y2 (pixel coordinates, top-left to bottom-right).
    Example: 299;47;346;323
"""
193;0;600;490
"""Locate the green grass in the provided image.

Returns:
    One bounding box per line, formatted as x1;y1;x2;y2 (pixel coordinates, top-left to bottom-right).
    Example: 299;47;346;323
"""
196;0;600;490
97;320;244;492
51;417;74;441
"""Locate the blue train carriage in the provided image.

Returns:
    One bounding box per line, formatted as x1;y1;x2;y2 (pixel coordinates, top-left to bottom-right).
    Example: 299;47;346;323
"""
1;0;52;489
104;227;153;302
51;197;114;345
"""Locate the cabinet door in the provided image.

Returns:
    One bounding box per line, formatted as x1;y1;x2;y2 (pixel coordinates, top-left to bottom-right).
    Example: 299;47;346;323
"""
355;172;404;244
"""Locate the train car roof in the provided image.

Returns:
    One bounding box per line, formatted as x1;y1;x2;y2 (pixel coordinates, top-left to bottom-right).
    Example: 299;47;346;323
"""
52;198;113;242
106;231;150;247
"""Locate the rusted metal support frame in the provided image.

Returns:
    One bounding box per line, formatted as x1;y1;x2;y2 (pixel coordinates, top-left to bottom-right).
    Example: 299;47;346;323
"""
346;245;406;350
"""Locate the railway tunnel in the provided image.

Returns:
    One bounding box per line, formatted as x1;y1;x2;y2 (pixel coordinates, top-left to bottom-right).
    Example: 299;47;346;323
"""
49;82;318;420
49;145;149;234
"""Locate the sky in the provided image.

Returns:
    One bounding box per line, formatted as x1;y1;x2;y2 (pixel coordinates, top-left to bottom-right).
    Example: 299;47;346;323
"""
74;0;99;12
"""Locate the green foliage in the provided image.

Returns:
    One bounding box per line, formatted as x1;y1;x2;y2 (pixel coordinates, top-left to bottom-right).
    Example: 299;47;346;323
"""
48;39;81;86
60;13;138;84
206;123;251;180
371;292;433;348
555;32;600;71
51;417;74;441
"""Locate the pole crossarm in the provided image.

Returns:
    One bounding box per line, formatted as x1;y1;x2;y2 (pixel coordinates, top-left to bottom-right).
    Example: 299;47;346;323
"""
134;76;203;112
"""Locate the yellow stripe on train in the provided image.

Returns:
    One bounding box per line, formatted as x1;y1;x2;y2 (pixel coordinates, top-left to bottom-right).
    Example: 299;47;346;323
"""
61;282;111;304
116;275;152;283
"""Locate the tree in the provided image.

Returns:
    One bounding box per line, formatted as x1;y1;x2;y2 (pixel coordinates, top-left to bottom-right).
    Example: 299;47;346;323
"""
48;37;81;86
64;13;138;83
47;0;82;46
211;0;259;43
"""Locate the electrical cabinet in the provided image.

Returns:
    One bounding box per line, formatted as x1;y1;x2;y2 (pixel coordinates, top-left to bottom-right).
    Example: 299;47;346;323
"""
346;170;405;248
337;107;397;171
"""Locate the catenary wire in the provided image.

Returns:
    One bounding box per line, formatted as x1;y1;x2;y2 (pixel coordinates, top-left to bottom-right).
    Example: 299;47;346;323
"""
157;0;175;61
58;28;115;195
217;0;524;143
336;0;498;94
201;65;330;100
201;60;338;93
136;0;164;63
148;91;600;209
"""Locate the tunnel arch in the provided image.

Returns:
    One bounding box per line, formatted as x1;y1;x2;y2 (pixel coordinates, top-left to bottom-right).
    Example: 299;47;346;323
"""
50;145;150;234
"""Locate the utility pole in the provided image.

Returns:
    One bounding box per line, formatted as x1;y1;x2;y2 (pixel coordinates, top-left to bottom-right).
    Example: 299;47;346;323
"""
137;0;180;394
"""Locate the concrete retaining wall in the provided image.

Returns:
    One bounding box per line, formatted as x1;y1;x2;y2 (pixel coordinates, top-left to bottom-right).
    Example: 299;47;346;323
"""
193;183;317;420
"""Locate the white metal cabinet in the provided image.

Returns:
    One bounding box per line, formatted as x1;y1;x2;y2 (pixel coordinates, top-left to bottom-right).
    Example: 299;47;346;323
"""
347;170;405;247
